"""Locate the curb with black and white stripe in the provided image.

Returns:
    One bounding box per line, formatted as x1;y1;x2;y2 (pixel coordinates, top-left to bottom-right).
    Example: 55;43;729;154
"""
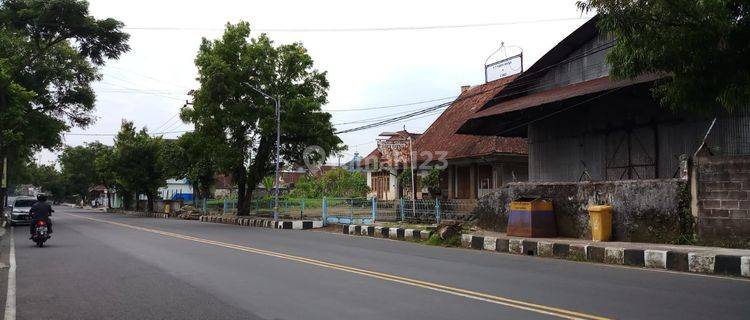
458;234;750;278
342;224;432;241
200;215;323;230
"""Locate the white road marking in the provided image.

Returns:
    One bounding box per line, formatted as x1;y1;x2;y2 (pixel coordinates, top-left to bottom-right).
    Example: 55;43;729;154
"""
4;227;16;320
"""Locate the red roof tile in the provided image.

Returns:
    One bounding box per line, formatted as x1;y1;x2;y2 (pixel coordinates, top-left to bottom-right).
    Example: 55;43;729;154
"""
413;77;528;160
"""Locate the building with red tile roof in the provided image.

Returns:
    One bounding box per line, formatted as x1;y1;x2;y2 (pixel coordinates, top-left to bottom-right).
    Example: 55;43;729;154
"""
360;77;529;200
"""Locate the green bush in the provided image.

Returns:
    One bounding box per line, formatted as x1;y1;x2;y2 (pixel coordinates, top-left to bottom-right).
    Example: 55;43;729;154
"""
291;168;369;198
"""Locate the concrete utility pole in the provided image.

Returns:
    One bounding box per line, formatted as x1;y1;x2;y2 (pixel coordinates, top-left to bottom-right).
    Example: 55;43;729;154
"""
274;96;281;222
249;85;281;222
408;136;416;217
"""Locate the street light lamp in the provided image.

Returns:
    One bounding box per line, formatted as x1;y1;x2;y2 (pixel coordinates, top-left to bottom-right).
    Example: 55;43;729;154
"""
249;85;282;222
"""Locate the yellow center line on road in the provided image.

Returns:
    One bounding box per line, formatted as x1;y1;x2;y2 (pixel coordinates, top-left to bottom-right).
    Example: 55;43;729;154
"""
65;213;610;320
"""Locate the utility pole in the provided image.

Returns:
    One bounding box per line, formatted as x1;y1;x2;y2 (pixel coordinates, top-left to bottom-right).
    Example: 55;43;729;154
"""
274;96;281;222
408;136;416;217
249;85;281;222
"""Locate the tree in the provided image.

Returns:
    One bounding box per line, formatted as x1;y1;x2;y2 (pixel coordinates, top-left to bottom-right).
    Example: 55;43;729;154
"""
160;132;218;202
0;0;129;206
398;168;419;198
261;176;274;194
59;142;110;203
182;22;343;215
421;168;443;199
112;121;167;212
28;163;66;202
577;1;750;113
319;169;369;198
94;146;117;208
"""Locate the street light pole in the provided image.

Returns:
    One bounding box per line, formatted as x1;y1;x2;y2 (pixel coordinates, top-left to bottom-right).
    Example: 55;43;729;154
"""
248;85;281;222
273;96;281;222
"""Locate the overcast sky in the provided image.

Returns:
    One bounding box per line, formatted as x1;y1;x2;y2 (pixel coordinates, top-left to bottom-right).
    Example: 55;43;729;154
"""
37;0;594;165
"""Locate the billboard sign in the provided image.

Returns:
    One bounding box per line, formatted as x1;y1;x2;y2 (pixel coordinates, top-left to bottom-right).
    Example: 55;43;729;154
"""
485;53;523;82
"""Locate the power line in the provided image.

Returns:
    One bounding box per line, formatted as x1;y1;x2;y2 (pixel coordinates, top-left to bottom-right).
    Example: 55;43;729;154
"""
122;17;591;33
335;101;452;134
333;104;449;125
107;66;193;90
63;129;192;137
152;113;181;132
97;81;186;101
334;42;618;134
73;34;614;138
325;95;457;112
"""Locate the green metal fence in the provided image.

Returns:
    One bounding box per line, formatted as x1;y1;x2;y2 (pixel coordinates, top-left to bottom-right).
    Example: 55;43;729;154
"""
200;197;477;224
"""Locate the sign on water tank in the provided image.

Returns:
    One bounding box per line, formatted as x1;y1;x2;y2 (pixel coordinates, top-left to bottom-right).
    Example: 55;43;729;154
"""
485;54;523;82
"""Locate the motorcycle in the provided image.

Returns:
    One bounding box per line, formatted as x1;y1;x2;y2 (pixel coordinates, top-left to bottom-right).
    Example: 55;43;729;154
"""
31;219;51;247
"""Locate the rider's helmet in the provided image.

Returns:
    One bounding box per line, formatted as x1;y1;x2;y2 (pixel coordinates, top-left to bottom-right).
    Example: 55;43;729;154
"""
37;194;48;202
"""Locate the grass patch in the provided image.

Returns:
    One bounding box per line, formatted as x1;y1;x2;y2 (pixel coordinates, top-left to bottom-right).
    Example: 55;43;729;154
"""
424;233;461;247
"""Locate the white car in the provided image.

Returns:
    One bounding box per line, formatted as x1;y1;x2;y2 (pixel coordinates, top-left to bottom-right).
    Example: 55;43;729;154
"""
5;196;37;226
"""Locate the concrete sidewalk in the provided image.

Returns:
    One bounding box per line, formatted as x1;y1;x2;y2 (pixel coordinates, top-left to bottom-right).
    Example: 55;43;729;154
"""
341;224;750;278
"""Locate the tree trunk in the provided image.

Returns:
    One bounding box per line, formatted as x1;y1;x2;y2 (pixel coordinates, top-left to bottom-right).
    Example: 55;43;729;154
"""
147;193;155;213
244;135;275;216
235;166;249;215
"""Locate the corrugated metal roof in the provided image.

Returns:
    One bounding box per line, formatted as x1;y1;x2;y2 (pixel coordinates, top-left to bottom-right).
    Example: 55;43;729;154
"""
473;74;661;119
457;74;662;136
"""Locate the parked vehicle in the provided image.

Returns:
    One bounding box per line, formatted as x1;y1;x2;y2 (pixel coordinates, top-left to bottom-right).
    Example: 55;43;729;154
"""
5;196;36;226
31;219;51;247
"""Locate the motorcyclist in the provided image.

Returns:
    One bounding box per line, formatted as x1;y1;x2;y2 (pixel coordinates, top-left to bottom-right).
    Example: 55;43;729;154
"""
30;194;53;238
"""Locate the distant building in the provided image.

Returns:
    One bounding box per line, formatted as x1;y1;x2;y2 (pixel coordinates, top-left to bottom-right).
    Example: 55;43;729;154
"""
159;178;194;201
361;130;422;201
343;152;362;172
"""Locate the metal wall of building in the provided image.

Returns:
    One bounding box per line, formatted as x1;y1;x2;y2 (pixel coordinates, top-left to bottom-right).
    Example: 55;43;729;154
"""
530;33;613;94
528;95;750;182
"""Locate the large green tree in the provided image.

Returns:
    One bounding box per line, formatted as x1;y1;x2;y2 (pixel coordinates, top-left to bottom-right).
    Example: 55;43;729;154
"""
160;132;217;202
59;141;110;202
27;162;66;201
93;144;117;208
182;22;342;215
0;0;129;206
577;0;750;112
112;121;167;212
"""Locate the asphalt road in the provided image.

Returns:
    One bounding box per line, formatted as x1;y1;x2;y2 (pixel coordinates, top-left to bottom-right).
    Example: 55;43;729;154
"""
1;206;748;320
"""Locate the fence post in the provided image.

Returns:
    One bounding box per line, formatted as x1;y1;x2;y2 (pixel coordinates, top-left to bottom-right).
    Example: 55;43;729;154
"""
322;197;328;226
435;198;441;224
399;198;405;222
349;199;354;221
371;197;376;222
301;198;305;219
223;198;228;213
